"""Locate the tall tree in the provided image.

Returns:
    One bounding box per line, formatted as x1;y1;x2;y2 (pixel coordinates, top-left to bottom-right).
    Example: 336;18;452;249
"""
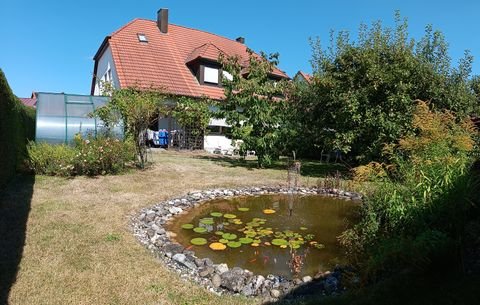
294;12;478;163
220;50;289;167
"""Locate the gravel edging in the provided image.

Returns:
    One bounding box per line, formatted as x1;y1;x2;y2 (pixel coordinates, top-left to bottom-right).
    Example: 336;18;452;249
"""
131;186;362;302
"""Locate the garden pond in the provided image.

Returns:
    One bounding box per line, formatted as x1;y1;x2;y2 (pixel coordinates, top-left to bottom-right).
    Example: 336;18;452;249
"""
167;194;359;278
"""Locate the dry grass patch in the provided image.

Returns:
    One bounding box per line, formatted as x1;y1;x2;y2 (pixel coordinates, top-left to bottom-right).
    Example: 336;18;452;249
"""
3;150;320;305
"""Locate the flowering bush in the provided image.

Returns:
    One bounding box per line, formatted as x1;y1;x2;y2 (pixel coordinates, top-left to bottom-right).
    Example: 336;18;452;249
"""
28;135;135;176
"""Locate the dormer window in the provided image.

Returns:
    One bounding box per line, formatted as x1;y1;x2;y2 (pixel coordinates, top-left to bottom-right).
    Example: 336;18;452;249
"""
204;66;219;84
137;33;148;43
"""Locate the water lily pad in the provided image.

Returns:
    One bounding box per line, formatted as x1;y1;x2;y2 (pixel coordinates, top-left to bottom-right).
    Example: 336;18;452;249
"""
251;243;259;247
239;237;253;244
280;244;288;249
224;214;237;219
193;227;207;233
272;238;289;246
190;237;208;245
200;218;214;225
222;233;237;240
181;224;194;229
300;227;308;231
219;238;229;244
263;209;276;214
314;243;326;249
237;207;250;212
253;239;261;244
209;242;227;250
227;241;242;248
210;212;223;217
215;231;224;236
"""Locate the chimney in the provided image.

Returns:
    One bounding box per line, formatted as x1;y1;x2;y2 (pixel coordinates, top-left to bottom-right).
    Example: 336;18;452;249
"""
157;8;169;34
236;37;245;44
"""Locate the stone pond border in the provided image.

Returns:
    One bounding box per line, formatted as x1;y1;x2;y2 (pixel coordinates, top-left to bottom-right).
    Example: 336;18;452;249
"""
131;186;362;301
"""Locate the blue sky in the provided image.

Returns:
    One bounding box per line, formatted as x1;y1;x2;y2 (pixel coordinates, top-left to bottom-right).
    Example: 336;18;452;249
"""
1;0;479;97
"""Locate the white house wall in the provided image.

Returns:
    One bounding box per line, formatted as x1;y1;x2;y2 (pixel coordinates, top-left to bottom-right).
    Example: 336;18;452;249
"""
94;45;120;96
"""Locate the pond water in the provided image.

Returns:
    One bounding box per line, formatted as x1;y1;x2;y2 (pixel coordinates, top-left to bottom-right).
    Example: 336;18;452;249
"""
167;194;359;278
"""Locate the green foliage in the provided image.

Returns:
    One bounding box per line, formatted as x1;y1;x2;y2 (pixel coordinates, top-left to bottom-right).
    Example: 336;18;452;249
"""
293;12;478;163
220;50;290;167
27;142;76;176
93;83;166;168
0;69;36;188
342;101;478;279
28;134;135;176
170;96;212;149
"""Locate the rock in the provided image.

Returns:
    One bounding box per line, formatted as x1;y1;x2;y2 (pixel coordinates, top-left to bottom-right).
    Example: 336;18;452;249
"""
163;243;184;258
145;211;156;222
270;289;281;298
302;275;313;283
293;278;303;285
211;274;222;288
194;258;205;267
220;270;246;292
146;228;155;238
204;258;214;267
240;281;256;296
254;275;265;290
324;276;338;294
215;263;229;274
172;253;196;270
168;207;182;214
199;266;214;277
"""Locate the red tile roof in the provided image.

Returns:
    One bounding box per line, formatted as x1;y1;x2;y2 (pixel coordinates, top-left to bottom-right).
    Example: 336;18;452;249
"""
18;97;37;108
92;19;289;100
296;71;313;83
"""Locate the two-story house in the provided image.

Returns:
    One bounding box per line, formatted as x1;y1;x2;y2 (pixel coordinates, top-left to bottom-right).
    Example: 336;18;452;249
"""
90;8;289;153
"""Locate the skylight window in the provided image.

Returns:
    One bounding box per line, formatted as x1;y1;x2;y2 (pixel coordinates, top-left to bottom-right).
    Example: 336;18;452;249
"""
137;33;148;43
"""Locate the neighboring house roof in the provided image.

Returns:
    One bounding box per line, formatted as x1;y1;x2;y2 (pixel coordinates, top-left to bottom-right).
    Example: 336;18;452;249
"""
91;18;289;99
294;71;313;84
18;97;37;108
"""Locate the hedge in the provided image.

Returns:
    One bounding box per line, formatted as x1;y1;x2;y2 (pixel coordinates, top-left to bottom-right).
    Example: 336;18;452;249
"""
0;69;36;189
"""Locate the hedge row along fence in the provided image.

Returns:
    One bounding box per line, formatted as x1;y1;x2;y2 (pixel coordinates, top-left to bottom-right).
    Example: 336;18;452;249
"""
0;69;36;189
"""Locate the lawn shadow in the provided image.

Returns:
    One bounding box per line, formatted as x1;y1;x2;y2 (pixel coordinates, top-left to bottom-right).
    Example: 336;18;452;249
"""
193;154;349;178
0;175;35;305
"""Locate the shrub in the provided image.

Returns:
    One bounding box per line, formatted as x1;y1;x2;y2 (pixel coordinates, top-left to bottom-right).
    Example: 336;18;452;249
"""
0;69;36;188
28;135;135;176
73;134;135;176
27;142;76;176
342;101;479;279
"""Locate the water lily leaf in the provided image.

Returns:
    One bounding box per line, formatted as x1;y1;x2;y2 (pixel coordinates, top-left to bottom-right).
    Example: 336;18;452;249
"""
271;238;288;246
280;244;288;249
193;227;207;233
210;212;223;217
181;224;194;229
219;238;229;244
237;207;250;212
200;218;214;225
290;243;301;249
215;231;224;236
251;243;260;247
190;237;208;245
239;237;253;244
263;209;276;214
224;214;237;219
300;227;308;231
209;242;227;250
253;239;261;244
314;243;326;249
227;241;242;248
222;233;237;240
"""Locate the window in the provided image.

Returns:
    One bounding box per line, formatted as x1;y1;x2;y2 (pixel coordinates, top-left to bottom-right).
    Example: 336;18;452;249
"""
137;33;148;43
204;66;219;84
